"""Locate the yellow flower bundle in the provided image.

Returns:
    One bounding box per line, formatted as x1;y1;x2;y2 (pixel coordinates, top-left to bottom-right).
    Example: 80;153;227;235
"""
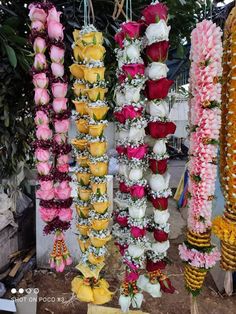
70;24;112;304
213;7;236;271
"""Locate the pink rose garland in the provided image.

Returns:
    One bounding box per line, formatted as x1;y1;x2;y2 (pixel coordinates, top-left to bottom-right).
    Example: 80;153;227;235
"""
29;2;72;272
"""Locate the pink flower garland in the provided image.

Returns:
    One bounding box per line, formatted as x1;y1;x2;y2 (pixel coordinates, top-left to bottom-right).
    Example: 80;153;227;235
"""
29;2;72;272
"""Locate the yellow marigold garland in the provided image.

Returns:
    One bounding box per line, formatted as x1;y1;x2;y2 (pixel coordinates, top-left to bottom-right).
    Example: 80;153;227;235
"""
70;25;112;305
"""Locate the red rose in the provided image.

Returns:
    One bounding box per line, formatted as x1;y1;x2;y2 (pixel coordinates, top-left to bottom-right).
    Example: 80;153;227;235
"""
125;271;139;282
127;144;148;160
146;41;169;62
116;145;127;155
116;214;128;227
159;277;175;294
149;159;168;174
122;105;143;120
130;226;146;238
114;31;125;48
147;121;176;139
122;63;145;78
130;185;146;199
153;229;168;242
146;259;167;272
114;111;125;124
115;242;128;256
142;3;168;24
150;196;168;209
119;181;130;193
145;78;173;100
121;21;142;39
118;74;126;83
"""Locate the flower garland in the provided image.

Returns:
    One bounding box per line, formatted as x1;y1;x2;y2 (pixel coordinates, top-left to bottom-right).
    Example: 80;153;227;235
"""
113;21;148;312
213;8;236;276
138;1;175;296
70;25;112;305
29;1;72;272
179;20;222;296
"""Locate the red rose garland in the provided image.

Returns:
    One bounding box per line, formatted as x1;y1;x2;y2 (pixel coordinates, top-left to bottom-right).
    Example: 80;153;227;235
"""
137;1;175;295
29;2;72;272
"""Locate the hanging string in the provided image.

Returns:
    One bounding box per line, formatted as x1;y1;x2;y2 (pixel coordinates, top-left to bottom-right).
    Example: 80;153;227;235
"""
125;0;132;21
204;0;207;19
84;0;88;26
83;0;95;26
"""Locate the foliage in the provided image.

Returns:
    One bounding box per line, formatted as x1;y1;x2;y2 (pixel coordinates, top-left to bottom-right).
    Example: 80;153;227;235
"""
0;0;212;178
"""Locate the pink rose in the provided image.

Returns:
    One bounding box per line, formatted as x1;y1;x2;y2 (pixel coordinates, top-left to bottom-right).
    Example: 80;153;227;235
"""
36;125;52;140
126;144;148;159
52;98;67;113
39;180;54;190
36;187;54;200
119;181;130;193
115;242;128;256
31;20;45;32
37;162;51;175
47;7;62;22
54;119;69;133
39;207;58;222
58;208;72;222
121;21;142;39
54;133;67;144
28;5;47;22
35;148;50;162
33;37;46;53
114;31;125;48
50;45;65;63
116;145;127;155
51;62;64;78
48;21;64;40
122;105;143;120
125;271;139;282
35;110;49;125
57;164;69;173
57;154;69;165
122;64;145;78
34;88;50;105
114;111;125;124
33;53;47;70
33;73;48;88
51;82;67;98
130;185;146;199
54;181;71;200
130;226;146;238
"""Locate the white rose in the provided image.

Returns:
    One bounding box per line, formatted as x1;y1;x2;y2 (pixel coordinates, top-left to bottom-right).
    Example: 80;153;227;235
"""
129;168;143;181
114;197;129;209
119;295;131;313
149;172;170;192
146;62;168;80
124;86;141;103
129;127;145;141
125;44;140;60
137;274;149;290
128;244;145;258
129;205;146;219
153;139;167;155
148;100;169;117
146;20;170;45
131;293;143;308
118;129;129;140
154;209;170;224
116;91;126;106
145;281;162;298
151;240;170;254
119;163;129;178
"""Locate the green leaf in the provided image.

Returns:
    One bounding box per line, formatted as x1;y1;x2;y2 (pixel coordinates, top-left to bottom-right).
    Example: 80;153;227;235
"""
5;45;17;68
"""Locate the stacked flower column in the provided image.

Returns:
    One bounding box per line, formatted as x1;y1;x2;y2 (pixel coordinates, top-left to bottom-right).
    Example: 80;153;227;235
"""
113;21;148;311
179;20;222;295
139;1;176;294
213;9;236;276
70;25;112;305
30;2;72;272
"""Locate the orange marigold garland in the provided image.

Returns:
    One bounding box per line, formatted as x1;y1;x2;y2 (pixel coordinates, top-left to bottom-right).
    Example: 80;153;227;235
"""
213;8;236;290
